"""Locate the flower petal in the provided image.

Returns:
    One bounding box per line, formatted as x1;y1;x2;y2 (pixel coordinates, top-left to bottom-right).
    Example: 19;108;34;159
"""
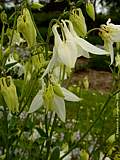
75;37;110;55
41;52;58;79
77;45;90;58
53;22;77;68
57;43;77;68
28;90;43;113
52;24;63;47
66;20;110;55
53;94;66;122
61;87;82;102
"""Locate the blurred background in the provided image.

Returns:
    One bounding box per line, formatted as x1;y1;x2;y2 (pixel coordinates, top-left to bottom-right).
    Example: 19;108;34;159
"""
0;0;119;71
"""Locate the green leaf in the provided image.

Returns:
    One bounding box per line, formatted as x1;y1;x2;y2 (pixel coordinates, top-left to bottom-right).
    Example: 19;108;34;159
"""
28;90;43;113
53;94;66;122
61;87;81;102
36;127;47;137
5;62;18;70
50;146;60;160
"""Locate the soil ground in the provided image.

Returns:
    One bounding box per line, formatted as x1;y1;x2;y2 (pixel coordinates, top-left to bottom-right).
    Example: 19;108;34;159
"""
70;58;113;92
71;69;113;92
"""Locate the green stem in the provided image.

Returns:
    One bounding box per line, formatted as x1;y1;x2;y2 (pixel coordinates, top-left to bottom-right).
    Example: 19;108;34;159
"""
3;108;9;160
9;9;17;46
18;77;38;116
45;111;48;137
1;8;19;69
45;113;57;160
45;18;66;59
29;9;44;42
0;23;5;62
61;65;66;84
86;28;102;37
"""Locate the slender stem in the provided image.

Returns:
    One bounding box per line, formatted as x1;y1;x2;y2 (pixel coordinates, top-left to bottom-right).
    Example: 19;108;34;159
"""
45;113;57;160
86;28;102;37
50;113;57;138
45;111;48;137
29;9;44;42
0;23;5;62
45;18;66;59
9;9;17;46
3;108;9;160
17;76;38;116
61;65;66;83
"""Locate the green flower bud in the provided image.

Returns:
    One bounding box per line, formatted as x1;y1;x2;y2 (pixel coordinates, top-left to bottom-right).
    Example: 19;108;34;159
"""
80;150;89;160
53;84;64;98
83;76;89;90
86;2;95;21
106;134;115;144
17;8;36;47
31;2;44;10
0;76;19;113
43;84;54;110
69;8;87;38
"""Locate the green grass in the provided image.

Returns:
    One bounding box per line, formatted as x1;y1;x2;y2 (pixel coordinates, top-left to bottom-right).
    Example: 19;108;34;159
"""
65;89;116;149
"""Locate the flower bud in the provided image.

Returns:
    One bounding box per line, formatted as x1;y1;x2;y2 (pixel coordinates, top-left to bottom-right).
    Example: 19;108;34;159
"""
31;2;44;10
43;84;54;110
115;54;120;67
17;8;36;47
69;8;87;38
53;84;64;98
80;150;89;160
83;76;89;90
106;134;115;144
0;76;19;113
86;2;95;21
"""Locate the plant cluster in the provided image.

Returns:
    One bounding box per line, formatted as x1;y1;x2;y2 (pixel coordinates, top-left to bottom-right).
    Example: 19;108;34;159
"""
0;0;119;160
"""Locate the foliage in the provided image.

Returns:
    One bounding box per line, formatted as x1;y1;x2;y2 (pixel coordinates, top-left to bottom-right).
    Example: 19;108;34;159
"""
0;0;119;160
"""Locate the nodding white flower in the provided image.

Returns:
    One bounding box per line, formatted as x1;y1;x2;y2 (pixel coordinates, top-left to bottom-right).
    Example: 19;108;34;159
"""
52;23;77;68
100;18;120;64
42;20;109;78
101;18;120;42
66;20;110;57
53;18;105;67
28;79;81;122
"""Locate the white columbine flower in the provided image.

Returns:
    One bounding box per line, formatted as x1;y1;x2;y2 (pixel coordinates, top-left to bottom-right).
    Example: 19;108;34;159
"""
28;80;81;122
102;18;120;42
52;23;78;68
66;20;110;57
100;18;120;64
42;20;109;78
